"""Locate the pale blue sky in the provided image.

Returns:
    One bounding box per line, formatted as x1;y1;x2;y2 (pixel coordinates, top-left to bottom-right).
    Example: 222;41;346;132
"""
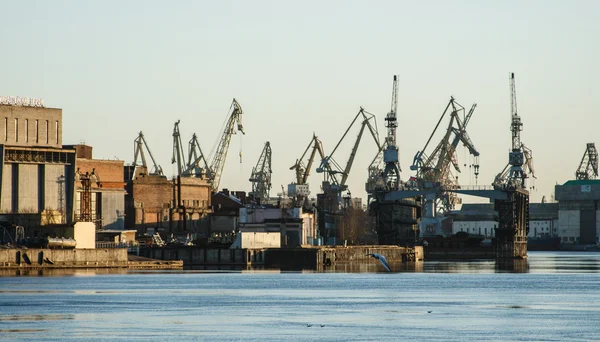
1;0;598;203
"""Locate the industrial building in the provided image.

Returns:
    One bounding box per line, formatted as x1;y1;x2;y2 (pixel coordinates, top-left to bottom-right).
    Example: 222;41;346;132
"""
65;144;126;230
239;206;316;247
0;100;77;235
124;168;212;236
448;202;558;240
555;180;600;245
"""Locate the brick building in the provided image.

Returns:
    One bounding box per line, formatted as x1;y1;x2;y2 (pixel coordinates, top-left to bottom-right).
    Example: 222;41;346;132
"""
66;144;126;230
125;171;212;236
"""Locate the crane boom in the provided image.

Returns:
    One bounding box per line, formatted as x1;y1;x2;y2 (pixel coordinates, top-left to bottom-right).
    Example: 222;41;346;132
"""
209;98;245;192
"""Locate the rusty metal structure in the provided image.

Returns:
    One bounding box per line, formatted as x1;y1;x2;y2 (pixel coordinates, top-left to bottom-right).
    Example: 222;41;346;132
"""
575;143;598;180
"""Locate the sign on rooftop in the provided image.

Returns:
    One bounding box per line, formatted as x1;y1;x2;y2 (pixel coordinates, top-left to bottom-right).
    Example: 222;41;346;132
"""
0;96;45;108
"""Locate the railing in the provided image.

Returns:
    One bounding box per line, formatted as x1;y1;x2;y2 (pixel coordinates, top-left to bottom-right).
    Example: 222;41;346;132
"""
96;241;140;254
452;185;496;191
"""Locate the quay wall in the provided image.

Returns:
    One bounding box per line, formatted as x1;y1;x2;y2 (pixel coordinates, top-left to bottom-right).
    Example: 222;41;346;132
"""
139;245;423;270
0;248;129;269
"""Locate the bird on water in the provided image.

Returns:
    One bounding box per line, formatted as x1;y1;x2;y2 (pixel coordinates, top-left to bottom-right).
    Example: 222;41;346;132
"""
367;253;391;272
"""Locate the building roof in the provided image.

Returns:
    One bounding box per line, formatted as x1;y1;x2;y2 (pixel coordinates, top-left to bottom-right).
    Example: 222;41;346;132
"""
450;202;558;221
562;179;600;186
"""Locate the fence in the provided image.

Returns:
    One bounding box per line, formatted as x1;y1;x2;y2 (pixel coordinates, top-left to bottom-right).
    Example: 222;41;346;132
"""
95;241;140;254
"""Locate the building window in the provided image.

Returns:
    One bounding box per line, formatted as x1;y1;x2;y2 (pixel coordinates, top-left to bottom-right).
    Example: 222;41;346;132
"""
46;120;49;143
35;120;39;143
4;118;7;142
25;119;28;142
15;119;18;142
55;120;58;144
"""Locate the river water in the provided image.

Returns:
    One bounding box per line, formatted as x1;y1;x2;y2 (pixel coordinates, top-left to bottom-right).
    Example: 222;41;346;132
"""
1;251;599;341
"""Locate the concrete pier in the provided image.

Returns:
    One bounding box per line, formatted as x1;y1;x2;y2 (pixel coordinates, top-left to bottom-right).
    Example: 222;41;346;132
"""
138;245;423;271
0;248;183;270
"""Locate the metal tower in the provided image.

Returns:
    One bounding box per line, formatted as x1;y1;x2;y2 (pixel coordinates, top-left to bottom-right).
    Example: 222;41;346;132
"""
382;75;401;190
249;141;272;203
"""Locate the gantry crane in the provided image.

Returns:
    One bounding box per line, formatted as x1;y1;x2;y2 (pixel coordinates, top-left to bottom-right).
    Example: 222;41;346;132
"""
492;73;536;190
132;131;163;177
575;143;598;180
182;98;245;192
288;133;326;206
411;97;480;215
171;120;186;177
249;141;272;203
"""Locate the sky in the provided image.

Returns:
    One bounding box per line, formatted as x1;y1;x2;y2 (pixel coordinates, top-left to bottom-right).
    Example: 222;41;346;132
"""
1;0;598;204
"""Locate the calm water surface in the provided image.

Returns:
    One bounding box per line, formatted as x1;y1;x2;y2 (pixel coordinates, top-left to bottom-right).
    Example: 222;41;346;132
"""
1;251;599;341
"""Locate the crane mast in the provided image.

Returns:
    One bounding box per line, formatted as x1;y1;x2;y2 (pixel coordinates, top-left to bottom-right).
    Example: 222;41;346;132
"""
382;75;401;190
171;120;185;177
209;98;244;192
386;75;398;147
249;141;272;203
133;131;163;176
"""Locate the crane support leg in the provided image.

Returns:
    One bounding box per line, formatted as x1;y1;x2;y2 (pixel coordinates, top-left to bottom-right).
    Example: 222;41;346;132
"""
494;189;529;259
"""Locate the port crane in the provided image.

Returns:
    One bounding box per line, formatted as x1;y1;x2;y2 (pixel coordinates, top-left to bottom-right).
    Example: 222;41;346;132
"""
492;73;536;191
575;143;598;180
182;98;245;192
132;131;163;177
316;107;381;243
411;97;480;216
288;133;326;204
249;141;272;203
489;72;534;259
366;75;402;193
317;107;381;194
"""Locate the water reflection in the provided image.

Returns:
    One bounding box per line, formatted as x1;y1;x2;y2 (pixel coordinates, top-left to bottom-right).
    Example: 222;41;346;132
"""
0;268;129;277
1;252;600;276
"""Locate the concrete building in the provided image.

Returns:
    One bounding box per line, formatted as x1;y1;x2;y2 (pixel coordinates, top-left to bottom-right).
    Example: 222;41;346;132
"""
529;203;559;239
448;202;559;239
449;203;498;237
0;101;76;236
239;206;316;247
555;180;600;245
